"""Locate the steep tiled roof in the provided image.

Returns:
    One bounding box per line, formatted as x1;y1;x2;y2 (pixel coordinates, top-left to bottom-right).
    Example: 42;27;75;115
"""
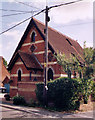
34;18;84;62
8;18;84;70
18;51;43;70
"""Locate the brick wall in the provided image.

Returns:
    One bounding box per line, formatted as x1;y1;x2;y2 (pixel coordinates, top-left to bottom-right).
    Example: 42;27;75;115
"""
10;24;64;102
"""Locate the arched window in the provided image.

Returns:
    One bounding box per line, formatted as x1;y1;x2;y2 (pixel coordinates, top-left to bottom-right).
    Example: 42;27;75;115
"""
48;68;53;81
31;32;35;42
18;70;21;81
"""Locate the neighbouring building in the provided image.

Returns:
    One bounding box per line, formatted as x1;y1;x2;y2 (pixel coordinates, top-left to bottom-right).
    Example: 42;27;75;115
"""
0;56;10;92
8;18;84;102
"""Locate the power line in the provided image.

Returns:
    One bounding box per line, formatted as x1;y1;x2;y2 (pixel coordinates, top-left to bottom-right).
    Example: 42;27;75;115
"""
0;9;45;35
0;9;33;13
0;0;83;35
48;0;83;10
1;11;38;17
54;22;93;28
15;0;41;10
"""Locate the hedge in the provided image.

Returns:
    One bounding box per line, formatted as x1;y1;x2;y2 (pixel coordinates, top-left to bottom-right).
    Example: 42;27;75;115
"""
36;77;81;111
13;95;26;105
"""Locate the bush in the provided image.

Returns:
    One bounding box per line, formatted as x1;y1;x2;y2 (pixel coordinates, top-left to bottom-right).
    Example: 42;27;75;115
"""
91;81;95;101
36;82;44;105
29;99;39;107
4;94;10;101
36;77;81;111
13;95;26;105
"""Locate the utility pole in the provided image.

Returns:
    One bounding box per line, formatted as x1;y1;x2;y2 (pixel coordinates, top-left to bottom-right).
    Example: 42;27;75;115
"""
44;5;49;106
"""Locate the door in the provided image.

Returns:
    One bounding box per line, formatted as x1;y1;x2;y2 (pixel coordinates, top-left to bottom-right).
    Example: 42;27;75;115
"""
48;68;53;81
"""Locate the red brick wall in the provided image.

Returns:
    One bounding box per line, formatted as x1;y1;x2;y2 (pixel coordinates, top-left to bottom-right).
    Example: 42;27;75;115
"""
10;24;64;102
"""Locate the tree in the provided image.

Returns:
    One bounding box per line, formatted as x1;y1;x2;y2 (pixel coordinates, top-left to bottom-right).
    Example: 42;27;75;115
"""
83;42;95;79
55;42;95;104
3;58;7;68
55;52;80;78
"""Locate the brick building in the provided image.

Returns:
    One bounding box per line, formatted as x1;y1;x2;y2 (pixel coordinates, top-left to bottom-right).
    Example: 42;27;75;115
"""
0;56;10;92
8;18;84;102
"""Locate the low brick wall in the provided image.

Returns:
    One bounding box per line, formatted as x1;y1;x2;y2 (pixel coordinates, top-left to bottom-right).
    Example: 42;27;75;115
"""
10;82;38;103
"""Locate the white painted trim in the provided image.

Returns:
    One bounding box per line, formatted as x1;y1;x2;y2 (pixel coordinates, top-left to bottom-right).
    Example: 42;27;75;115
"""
10;86;17;89
22;43;31;46
34;50;51;55
35;40;44;44
15;61;57;66
11;74;43;77
60;74;68;77
30;30;37;38
41;62;57;65
60;74;74;78
54;74;61;77
15;62;23;65
16;68;23;74
22;40;44;46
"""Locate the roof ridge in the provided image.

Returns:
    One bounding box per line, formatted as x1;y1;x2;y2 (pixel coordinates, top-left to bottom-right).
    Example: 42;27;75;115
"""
33;17;77;43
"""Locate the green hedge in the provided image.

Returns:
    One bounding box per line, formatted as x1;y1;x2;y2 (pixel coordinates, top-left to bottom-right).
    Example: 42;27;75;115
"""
36;77;81;111
13;95;26;105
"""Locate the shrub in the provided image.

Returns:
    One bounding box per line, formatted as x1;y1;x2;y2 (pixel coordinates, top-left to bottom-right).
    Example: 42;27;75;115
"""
4;94;10;101
36;77;81;111
91;81;95;101
29;99;39;107
36;82;44;105
13;95;26;105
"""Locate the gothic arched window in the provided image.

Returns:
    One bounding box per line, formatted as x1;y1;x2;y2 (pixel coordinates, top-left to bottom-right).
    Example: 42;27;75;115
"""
48;68;54;81
31;32;35;42
18;70;21;81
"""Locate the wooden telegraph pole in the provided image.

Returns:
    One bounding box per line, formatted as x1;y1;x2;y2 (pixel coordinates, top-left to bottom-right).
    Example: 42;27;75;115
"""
44;5;50;106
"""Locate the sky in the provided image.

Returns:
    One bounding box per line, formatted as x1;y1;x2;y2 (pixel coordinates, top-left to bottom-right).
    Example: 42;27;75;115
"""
0;0;94;63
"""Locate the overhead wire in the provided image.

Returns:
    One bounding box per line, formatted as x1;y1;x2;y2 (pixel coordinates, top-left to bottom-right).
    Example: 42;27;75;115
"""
0;0;83;35
54;22;93;28
15;0;41;10
1;11;38;17
0;9;34;13
0;9;45;35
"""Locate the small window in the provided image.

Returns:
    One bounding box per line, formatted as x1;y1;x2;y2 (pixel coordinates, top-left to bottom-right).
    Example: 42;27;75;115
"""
18;70;21;81
31;32;35;42
66;39;72;46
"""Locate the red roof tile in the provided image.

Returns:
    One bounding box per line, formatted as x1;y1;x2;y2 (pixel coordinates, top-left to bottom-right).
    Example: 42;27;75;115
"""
18;51;43;70
34;18;84;62
8;18;84;70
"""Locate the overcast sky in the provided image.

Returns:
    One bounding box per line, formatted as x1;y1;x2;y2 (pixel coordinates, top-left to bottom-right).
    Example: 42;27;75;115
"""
0;0;94;63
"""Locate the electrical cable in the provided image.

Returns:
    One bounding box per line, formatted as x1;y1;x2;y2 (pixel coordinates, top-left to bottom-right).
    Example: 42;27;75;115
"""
0;0;83;35
1;11;38;17
0;9;34;13
15;0;41;10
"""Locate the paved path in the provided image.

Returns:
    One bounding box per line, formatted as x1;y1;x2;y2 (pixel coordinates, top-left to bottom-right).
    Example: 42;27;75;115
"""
0;93;94;119
0;103;94;119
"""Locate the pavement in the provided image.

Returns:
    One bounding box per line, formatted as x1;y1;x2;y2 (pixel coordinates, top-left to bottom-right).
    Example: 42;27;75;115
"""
0;93;95;119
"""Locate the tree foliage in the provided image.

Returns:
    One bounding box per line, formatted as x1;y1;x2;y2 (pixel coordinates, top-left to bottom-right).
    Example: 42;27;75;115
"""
3;58;7;68
54;42;95;104
83;46;95;79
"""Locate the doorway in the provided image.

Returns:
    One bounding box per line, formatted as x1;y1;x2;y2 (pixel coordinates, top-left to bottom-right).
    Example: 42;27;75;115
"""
48;68;53;81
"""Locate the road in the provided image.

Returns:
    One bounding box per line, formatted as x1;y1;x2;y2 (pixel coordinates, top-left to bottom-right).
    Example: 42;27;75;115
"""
0;105;94;119
0;93;94;119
